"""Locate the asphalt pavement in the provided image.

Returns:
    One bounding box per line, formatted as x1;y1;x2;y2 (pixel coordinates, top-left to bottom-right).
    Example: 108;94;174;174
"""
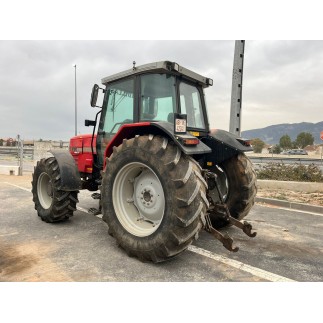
0;174;322;282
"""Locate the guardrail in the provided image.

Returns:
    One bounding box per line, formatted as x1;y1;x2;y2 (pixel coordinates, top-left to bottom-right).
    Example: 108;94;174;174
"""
247;152;323;164
247;154;323;172
0;146;33;159
249;156;323;163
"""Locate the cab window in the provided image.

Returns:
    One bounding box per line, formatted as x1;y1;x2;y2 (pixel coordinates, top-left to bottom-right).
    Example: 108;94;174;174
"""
102;78;134;134
179;82;205;129
96;78;134;166
140;74;176;123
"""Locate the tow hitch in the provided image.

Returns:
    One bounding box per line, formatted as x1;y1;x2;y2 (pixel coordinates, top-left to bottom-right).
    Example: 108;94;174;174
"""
203;170;257;252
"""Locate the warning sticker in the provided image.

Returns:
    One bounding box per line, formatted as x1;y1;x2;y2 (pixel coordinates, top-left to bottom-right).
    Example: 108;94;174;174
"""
175;119;187;133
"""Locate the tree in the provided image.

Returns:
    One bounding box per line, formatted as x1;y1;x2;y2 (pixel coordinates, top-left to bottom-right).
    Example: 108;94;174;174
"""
295;132;314;148
251;138;265;153
279;134;292;150
272;145;282;154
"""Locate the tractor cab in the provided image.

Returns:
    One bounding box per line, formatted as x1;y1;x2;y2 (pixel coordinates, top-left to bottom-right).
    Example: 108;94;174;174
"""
88;61;213;168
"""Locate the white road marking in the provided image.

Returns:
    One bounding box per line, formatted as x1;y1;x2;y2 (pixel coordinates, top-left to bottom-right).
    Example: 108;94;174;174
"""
77;206;103;218
188;245;296;282
77;206;88;213
2;183;104;219
4;182;30;192
257;203;323;217
0;232;19;237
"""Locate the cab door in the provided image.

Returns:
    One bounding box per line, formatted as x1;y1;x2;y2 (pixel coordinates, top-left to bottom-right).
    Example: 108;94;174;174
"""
96;78;135;167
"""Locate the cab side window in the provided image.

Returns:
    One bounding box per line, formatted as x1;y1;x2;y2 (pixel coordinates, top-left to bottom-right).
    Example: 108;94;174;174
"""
96;78;134;166
179;82;205;129
104;78;134;134
140;74;176;123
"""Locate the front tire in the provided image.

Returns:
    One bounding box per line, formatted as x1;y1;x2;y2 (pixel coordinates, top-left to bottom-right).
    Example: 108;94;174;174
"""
32;157;79;223
101;135;209;263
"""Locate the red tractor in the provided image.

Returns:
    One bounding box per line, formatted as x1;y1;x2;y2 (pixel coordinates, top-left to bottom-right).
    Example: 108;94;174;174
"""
32;61;257;262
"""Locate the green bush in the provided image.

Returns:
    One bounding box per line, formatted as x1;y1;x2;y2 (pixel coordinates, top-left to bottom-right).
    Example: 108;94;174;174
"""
256;163;323;182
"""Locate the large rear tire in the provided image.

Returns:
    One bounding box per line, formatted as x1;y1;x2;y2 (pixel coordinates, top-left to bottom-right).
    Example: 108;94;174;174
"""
31;157;79;223
101;135;209;263
209;153;257;229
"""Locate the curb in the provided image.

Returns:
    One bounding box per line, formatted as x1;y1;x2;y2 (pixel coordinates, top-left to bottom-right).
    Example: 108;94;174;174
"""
255;197;323;215
257;180;323;193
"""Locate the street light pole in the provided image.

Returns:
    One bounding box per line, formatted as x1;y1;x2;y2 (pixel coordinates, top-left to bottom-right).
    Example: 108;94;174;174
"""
74;64;77;136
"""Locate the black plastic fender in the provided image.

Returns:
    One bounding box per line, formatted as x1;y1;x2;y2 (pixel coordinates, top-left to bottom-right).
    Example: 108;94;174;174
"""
202;129;253;165
49;150;82;191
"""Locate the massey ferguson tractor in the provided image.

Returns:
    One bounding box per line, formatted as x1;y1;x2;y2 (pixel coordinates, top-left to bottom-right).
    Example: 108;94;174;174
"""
32;61;257;262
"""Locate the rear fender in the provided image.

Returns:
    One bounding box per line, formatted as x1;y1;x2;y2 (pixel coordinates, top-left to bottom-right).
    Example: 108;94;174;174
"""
202;129;253;165
103;121;212;168
49;150;82;191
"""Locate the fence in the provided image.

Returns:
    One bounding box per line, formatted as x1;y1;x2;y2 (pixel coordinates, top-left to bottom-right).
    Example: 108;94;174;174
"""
0;146;34;159
0;140;69;175
0;141;69;159
246;152;323;173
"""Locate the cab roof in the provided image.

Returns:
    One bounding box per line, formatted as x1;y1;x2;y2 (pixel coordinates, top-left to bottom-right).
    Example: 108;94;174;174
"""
101;61;213;88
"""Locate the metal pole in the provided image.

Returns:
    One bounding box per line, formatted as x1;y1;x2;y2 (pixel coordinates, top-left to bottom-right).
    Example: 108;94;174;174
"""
74;64;77;136
17;134;23;176
229;40;245;136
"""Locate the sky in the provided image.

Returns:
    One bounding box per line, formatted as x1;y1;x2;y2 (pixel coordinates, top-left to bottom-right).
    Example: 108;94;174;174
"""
1;39;322;141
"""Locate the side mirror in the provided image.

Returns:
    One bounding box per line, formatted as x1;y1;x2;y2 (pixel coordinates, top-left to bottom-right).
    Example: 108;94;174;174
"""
85;119;96;127
90;84;100;107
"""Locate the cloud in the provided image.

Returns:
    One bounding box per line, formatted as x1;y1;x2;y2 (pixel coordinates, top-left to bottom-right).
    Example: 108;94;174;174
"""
0;40;322;140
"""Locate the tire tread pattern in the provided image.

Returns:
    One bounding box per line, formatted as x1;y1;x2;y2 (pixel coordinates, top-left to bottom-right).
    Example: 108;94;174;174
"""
31;157;79;223
101;135;208;263
209;153;257;228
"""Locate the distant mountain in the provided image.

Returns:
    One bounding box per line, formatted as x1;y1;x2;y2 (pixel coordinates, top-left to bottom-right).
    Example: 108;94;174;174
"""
241;121;323;144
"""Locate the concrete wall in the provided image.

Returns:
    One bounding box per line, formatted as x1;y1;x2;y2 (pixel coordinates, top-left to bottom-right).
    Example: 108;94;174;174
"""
33;141;69;162
0;165;19;176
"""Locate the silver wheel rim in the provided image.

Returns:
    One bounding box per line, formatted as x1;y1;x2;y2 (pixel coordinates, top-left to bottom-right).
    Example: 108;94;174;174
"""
37;172;53;209
112;162;165;237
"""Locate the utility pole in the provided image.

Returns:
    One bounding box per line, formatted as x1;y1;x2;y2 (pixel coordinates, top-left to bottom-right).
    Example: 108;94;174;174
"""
74;64;77;136
229;40;245;136
17;134;23;176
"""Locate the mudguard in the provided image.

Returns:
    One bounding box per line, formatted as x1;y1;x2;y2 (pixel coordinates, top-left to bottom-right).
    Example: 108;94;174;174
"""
104;121;212;161
49;150;82;191
202;129;253;165
152;122;212;155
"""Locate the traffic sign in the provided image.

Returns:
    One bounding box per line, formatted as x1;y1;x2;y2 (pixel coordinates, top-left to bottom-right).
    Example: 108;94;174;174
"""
320;131;323;141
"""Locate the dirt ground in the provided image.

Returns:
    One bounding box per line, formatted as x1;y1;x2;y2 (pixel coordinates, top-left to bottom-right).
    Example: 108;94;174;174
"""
257;187;323;206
